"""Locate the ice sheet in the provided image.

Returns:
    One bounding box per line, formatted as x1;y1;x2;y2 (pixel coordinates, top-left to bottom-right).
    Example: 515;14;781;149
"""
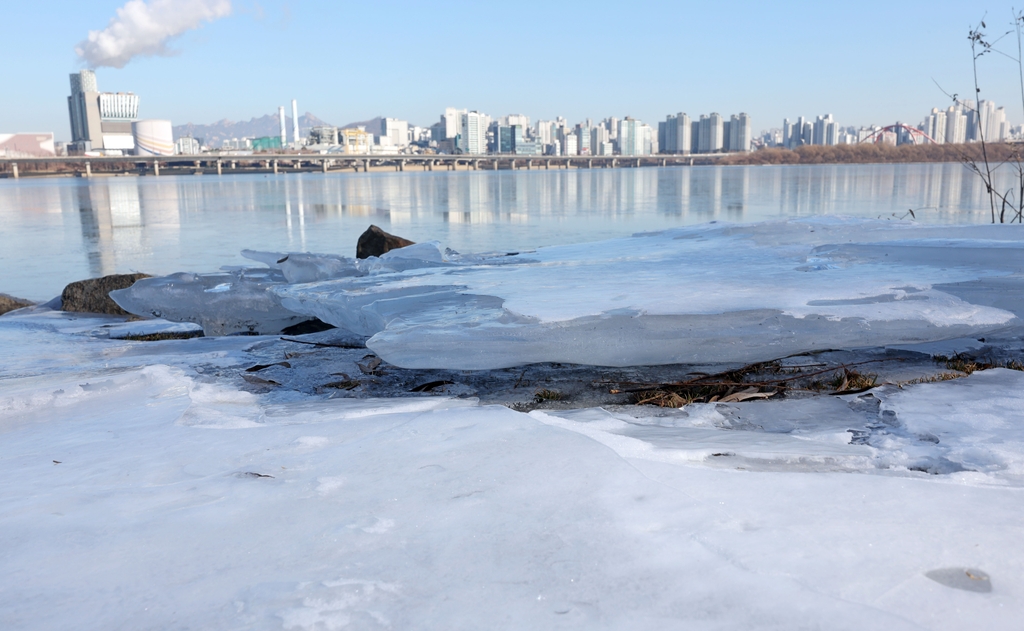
3;308;1024;629
274;219;1024;369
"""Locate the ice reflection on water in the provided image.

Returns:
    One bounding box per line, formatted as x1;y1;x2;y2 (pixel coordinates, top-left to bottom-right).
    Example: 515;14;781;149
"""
0;163;1006;300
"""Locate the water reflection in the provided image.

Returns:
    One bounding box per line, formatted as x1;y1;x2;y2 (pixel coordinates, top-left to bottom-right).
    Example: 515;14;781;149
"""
0;163;1013;300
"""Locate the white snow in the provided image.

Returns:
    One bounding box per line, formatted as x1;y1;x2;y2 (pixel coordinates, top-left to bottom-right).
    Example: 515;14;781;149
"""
4;219;1024;628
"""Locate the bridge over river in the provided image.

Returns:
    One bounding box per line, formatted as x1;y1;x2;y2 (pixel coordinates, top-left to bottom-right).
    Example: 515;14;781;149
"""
0;152;737;179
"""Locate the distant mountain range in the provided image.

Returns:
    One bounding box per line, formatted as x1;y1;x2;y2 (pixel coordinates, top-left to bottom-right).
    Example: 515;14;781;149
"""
172;113;386;146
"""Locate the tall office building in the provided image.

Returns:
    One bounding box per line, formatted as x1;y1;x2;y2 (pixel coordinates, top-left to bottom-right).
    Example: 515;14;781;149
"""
442;108;466;141
67;70;138;153
591;125;610;155
458;111;490;154
380;118;410;147
575;125;591;155
535;120;555;146
618;117;647;155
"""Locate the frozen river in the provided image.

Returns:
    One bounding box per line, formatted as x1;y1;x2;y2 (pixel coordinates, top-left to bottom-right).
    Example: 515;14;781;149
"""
0;161;1009;301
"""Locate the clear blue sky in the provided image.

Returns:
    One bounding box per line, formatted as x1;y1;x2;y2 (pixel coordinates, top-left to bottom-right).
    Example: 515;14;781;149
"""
2;0;1022;140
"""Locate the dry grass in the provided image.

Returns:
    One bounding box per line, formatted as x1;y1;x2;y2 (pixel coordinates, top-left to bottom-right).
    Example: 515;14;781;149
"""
117;331;204;341
534;388;564;403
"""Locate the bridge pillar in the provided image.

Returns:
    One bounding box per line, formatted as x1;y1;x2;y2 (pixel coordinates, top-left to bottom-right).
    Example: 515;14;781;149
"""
400;160;405;172
636;158;641;168
216;160;223;176
11;163;18;179
272;160;278;174
566;159;571;169
611;158;616;168
661;158;666;167
588;159;592;169
527;160;532;170
321;159;328;173
154;161;160;176
85;161;92;177
494;159;499;170
545;160;549;170
363;159;369;173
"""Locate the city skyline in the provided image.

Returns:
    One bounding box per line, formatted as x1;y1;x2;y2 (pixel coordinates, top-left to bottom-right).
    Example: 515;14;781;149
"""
3;0;1024;141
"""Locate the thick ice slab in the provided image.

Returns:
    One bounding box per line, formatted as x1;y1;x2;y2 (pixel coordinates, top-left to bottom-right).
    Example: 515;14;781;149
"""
275;219;1024;369
109;268;309;336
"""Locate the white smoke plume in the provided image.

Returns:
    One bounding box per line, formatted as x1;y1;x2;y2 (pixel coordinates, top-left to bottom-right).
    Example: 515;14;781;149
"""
75;0;232;69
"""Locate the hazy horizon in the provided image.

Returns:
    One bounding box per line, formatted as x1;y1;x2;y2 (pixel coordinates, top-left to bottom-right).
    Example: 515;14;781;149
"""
2;0;1023;140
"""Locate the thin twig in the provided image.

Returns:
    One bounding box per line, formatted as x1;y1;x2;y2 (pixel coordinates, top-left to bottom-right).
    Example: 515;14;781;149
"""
279;337;365;349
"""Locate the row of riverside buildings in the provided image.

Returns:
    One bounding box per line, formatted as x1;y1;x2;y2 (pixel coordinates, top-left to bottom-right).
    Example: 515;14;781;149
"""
303;109;753;157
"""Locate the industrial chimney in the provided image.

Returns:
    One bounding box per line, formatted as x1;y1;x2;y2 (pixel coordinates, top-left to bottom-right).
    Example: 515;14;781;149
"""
291;99;300;146
278;106;286;147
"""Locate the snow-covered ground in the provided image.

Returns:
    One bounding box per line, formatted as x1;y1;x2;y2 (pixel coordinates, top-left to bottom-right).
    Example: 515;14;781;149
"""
3;218;1024;629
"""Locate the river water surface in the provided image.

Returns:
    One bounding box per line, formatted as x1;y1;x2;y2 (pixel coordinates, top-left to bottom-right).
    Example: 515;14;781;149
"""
0;162;1012;301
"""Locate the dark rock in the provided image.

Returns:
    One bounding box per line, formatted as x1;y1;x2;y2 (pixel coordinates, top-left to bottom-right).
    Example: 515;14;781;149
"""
0;293;34;315
356;225;414;259
280;318;337;336
61;274;151;315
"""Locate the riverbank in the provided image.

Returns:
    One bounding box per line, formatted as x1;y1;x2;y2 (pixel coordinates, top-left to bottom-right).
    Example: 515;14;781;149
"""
720;141;1021;165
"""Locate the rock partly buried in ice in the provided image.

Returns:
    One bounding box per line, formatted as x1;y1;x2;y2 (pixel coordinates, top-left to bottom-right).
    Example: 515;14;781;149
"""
275;218;1024;370
61;273;151;315
243;242;472;284
0;293;34;316
356;225;415;259
110;268;309;336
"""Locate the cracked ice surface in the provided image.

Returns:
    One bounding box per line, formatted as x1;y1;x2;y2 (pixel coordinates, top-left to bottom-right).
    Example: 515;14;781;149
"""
2;308;1024;629
274;218;1024;369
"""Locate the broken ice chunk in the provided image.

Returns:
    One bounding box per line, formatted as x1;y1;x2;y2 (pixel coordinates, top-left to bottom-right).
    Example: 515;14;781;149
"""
110;269;309;336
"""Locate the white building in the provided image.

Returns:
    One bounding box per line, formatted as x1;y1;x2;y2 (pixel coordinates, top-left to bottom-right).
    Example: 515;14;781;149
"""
924;108;947;144
442;108;466;141
591;125;610;154
380;118;410;148
727;113;752;152
697;113;724;153
502;114;531;128
458;111;490;154
175;136;201;155
946;105;968;144
618;117;647;155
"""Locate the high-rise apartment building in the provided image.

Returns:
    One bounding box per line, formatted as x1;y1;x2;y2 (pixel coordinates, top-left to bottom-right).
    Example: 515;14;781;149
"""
924;108;947;143
658;113;692;154
945;105;968;144
697;113;723;153
727;113;752;152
